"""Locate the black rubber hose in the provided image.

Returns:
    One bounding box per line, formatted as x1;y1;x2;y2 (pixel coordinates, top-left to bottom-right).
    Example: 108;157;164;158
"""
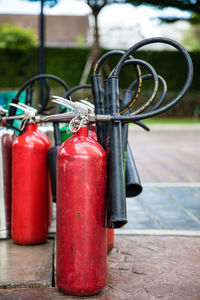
92;51;128;147
8;74;69;120
38;78;51;111
100;57;158;227
121;74;144;198
105;56;158;227
91;50;142;146
25;84;34;107
125;74;167;113
119;59;159;115
94;50;132;75
25;79;50;111
112;37;193;120
63;84;92;99
106;76;127;228
91;75;105;146
94;50;142;112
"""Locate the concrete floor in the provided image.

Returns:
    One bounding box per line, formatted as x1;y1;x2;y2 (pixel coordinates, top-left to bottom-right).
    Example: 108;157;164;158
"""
0;126;200;299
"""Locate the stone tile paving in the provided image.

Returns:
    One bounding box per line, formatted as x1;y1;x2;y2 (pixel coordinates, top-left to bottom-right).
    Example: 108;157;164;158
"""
128;128;200;183
0;236;200;300
124;186;200;230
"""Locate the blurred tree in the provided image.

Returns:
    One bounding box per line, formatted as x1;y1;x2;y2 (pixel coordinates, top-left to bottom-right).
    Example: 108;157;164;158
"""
181;13;200;50
80;0;200;83
129;0;200;13
0;22;38;50
182;24;200;50
130;0;200;22
26;0;200;82
130;1;200;51
80;0;112;83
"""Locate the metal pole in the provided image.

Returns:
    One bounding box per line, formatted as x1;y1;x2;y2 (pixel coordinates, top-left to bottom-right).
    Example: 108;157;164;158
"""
39;0;45;106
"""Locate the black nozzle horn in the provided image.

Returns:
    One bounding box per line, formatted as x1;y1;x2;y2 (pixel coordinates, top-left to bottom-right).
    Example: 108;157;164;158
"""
125;144;142;197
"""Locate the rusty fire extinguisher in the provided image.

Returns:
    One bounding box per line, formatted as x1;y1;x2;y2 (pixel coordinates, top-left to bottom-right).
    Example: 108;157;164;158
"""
11;104;50;245
54;98;107;296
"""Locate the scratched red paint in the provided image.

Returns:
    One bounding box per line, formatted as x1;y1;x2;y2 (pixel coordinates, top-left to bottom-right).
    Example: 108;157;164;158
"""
56;126;107;296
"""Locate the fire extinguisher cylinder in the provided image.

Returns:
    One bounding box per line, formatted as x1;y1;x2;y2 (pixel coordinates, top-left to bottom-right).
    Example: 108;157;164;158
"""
56;125;107;296
12;124;50;244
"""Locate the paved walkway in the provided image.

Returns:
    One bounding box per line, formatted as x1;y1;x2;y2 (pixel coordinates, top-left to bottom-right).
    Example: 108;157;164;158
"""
128;125;200;183
124;185;200;230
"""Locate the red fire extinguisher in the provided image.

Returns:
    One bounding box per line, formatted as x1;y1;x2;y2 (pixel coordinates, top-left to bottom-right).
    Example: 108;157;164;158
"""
56;122;107;296
12;117;50;245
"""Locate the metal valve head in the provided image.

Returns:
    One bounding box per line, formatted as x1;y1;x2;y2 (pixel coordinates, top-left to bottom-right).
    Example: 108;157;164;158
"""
9;103;36;118
75;100;94;113
18;103;38;114
51;99;76;112
51;96;80;115
74;102;92;114
52;96;90;116
80;99;95;110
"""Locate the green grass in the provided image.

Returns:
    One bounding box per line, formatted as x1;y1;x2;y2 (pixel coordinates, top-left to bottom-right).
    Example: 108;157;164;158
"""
143;118;200;125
